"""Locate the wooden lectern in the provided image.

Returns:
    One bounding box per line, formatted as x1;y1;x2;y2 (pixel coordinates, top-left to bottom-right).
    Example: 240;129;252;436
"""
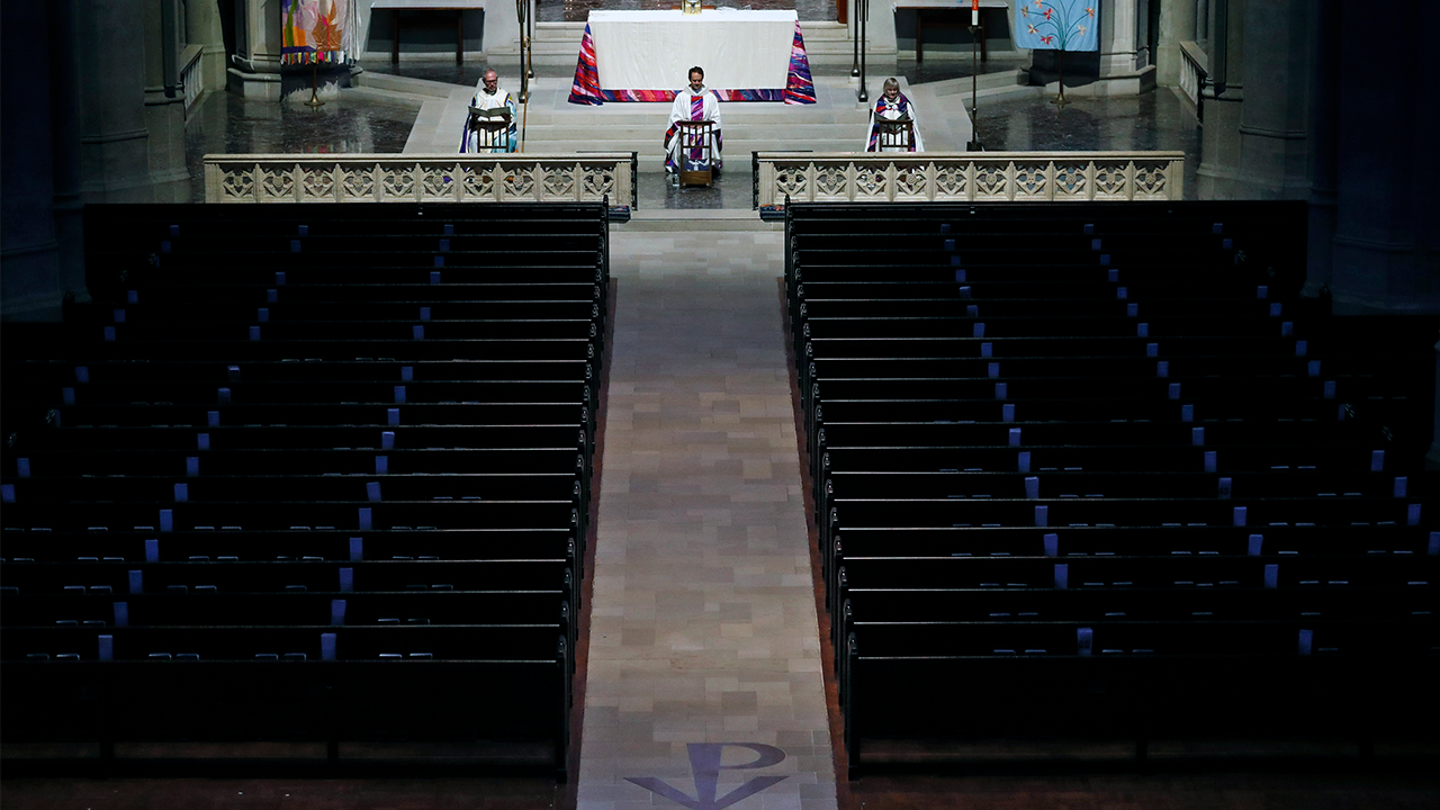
874;117;916;152
468;106;513;152
673;120;718;187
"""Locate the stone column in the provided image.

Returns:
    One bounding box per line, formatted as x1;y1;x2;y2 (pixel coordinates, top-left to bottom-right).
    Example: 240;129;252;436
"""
865;0;898;76
1196;0;1243;198
1330;2;1440;313
1228;0;1309;199
482;0;521;67
1304;0;1339;297
144;0;192;203
187;0;229;95
78;0;154;203
1099;0;1139;75
230;0;284;99
1430;334;1440;468
1155;0;1196;88
51;0;88;302
1;2;64;319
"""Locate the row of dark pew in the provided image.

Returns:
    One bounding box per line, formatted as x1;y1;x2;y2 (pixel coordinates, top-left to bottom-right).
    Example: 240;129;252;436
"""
782;201;1438;774
0;203;611;779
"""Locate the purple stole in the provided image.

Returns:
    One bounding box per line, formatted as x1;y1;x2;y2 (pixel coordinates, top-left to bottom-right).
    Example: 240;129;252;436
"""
689;94;706;162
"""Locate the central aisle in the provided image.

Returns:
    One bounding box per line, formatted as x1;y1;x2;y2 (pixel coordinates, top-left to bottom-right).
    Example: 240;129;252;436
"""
576;230;838;810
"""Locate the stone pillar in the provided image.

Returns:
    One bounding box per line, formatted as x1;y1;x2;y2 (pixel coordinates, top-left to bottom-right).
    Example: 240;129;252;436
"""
144;0;192;203
78;0;154;203
1227;0;1309;199
51;0;88;302
1330;2;1440;313
1304;0;1339;297
187;0;229;95
230;0;284;99
1099;0;1140;76
1196;0;1243;198
1155;0;1196;88
865;0;898;76
1431;334;1440;468
1;2;64;319
482;0;521;66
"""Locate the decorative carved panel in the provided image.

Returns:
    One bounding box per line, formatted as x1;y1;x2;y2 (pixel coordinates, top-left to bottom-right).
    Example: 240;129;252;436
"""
502;166;537;200
893;163;928;201
1093;163;1129;200
855;166;889;201
261;167;295;201
543;167;577;200
1133;163;1169;200
420;166;454;200
221;169;255;201
1054;163;1088;199
381;167;416;200
934;166;967;201
301;166;336;201
814;166;847;201
1013;163;1049;201
341;167;376;200
974;165;1008;201
581;165;615;199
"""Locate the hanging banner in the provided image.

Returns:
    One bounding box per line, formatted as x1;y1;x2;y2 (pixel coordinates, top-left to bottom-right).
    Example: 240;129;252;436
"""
282;0;349;65
1014;0;1098;51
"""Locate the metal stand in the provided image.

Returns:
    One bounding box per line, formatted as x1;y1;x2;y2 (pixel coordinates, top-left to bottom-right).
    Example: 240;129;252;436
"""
857;0;868;102
1051;49;1069;110
967;23;982;151
849;0;860;79
304;58;324;108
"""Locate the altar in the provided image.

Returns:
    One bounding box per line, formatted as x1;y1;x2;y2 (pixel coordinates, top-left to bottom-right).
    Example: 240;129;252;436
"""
568;10;815;105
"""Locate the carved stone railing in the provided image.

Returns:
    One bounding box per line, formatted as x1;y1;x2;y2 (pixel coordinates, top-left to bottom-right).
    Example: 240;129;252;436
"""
204;153;638;209
753;151;1186;208
1179;41;1208;119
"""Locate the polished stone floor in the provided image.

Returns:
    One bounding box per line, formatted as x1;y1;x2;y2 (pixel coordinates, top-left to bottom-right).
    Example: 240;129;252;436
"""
183;89;416;203
190;57;1201;208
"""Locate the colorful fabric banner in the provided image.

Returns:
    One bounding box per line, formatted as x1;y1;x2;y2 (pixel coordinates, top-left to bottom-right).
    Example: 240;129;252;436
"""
568;22;816;105
282;0;349;66
1014;0;1098;52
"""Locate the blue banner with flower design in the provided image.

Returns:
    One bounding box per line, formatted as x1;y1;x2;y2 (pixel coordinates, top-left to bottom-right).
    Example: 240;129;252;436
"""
1015;0;1098;51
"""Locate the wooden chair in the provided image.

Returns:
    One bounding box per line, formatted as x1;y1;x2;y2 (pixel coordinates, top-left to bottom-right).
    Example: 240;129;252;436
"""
468;107;512;152
874;117;915;152
672;120;717;188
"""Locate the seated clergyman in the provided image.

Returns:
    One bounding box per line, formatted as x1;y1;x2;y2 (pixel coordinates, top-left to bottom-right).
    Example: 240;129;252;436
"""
664;66;723;177
460;69;518;153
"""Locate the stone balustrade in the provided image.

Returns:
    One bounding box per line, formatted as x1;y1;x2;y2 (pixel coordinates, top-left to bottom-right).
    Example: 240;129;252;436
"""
204;153;637;208
1179;41;1208;116
753;151;1186;207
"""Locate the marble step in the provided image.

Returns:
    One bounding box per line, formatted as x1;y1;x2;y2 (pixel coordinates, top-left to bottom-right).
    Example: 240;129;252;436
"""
530;20;855;65
521;141;861;159
519;119;867;138
355;70;468;98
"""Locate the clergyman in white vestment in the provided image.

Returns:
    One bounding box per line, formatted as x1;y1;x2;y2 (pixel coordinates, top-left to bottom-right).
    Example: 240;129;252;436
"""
460;69;519;153
664;66;723;176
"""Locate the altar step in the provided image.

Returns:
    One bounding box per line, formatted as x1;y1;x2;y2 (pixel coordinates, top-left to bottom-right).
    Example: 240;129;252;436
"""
517;76;872;160
355;71;925;157
530;20;856;67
